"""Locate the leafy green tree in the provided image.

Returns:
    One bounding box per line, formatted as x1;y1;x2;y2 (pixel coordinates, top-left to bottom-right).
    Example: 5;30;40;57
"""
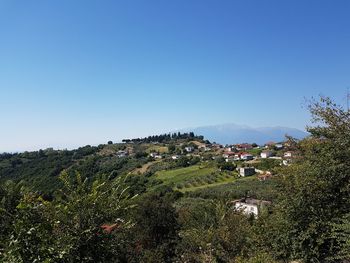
177;156;190;167
254;159;280;171
1;171;133;262
269;97;350;262
168;144;176;153
219;161;237;171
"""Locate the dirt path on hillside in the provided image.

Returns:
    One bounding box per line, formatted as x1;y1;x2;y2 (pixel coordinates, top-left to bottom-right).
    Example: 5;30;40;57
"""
132;160;160;174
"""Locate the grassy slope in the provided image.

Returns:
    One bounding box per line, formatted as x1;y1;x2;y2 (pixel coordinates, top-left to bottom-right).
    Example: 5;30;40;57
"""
181;176;237;192
156;165;214;183
132;160;161;174
186;176;279;201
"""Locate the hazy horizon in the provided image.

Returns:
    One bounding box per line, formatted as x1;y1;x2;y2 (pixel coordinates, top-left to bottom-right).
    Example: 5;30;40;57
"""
1;0;349;152
1;121;309;153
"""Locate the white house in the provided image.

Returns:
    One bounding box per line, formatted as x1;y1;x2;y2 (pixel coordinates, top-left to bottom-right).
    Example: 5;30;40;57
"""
284;151;293;158
154;155;163;159
236;143;253;150
234;154;241;161
241;153;254;161
275;144;284;150
117;150;128;158
233;198;271;217
185;146;194;153
239;167;255;177
225;147;235;152
260;151;273;159
171;155;180;160
222;152;235;159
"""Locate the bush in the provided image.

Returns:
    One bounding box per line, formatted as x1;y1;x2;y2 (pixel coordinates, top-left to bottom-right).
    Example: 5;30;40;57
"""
1;172;132;262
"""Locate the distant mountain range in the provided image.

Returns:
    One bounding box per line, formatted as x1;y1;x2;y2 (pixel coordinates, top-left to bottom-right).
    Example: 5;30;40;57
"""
178;123;308;145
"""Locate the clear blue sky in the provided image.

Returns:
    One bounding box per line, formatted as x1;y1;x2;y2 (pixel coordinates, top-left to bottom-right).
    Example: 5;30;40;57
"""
0;0;349;152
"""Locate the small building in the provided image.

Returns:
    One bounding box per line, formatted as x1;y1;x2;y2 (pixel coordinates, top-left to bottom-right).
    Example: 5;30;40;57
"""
261;151;273;159
117;150;128;158
241;153;254;161
236;143;253;150
225;146;237;152
223;151;235;158
234;153;241;161
232;198;271;217
275;144;284;150
239;167;255;177
171;155;180;160
185;146;194;153
284;151;293;158
149;152;158;158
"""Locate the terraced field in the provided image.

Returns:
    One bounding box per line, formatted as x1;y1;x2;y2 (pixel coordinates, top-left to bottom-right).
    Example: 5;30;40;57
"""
155;164;238;192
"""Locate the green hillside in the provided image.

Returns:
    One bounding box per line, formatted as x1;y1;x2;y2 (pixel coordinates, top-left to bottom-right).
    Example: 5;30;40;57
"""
155;164;238;192
3;99;350;263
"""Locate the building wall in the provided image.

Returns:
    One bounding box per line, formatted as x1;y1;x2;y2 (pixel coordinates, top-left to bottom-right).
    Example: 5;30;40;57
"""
239;167;255;176
235;202;258;216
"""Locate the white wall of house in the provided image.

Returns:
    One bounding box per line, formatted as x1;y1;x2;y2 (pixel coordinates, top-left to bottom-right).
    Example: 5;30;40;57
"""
239;167;255;176
261;151;272;158
284;152;292;158
241;154;253;160
235;202;259;216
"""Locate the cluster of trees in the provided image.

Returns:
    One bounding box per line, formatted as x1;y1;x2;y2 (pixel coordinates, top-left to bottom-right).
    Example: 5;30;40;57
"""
0;145;149;195
253;158;281;171
216;156;237;171
122;132;204;144
0;97;350;262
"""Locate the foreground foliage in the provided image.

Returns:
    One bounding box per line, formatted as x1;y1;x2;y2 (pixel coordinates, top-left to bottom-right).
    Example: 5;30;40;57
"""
1;172;133;262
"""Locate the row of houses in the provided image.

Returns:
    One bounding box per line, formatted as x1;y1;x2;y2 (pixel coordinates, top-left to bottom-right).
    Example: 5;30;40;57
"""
225;140;295;152
223;149;295;162
223;152;254;161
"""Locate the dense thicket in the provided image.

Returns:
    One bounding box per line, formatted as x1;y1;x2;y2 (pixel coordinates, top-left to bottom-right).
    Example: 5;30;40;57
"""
264;97;350;262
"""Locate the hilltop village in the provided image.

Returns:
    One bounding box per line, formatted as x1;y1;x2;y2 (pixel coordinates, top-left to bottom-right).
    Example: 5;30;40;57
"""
119;132;297;184
0;132;297;206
